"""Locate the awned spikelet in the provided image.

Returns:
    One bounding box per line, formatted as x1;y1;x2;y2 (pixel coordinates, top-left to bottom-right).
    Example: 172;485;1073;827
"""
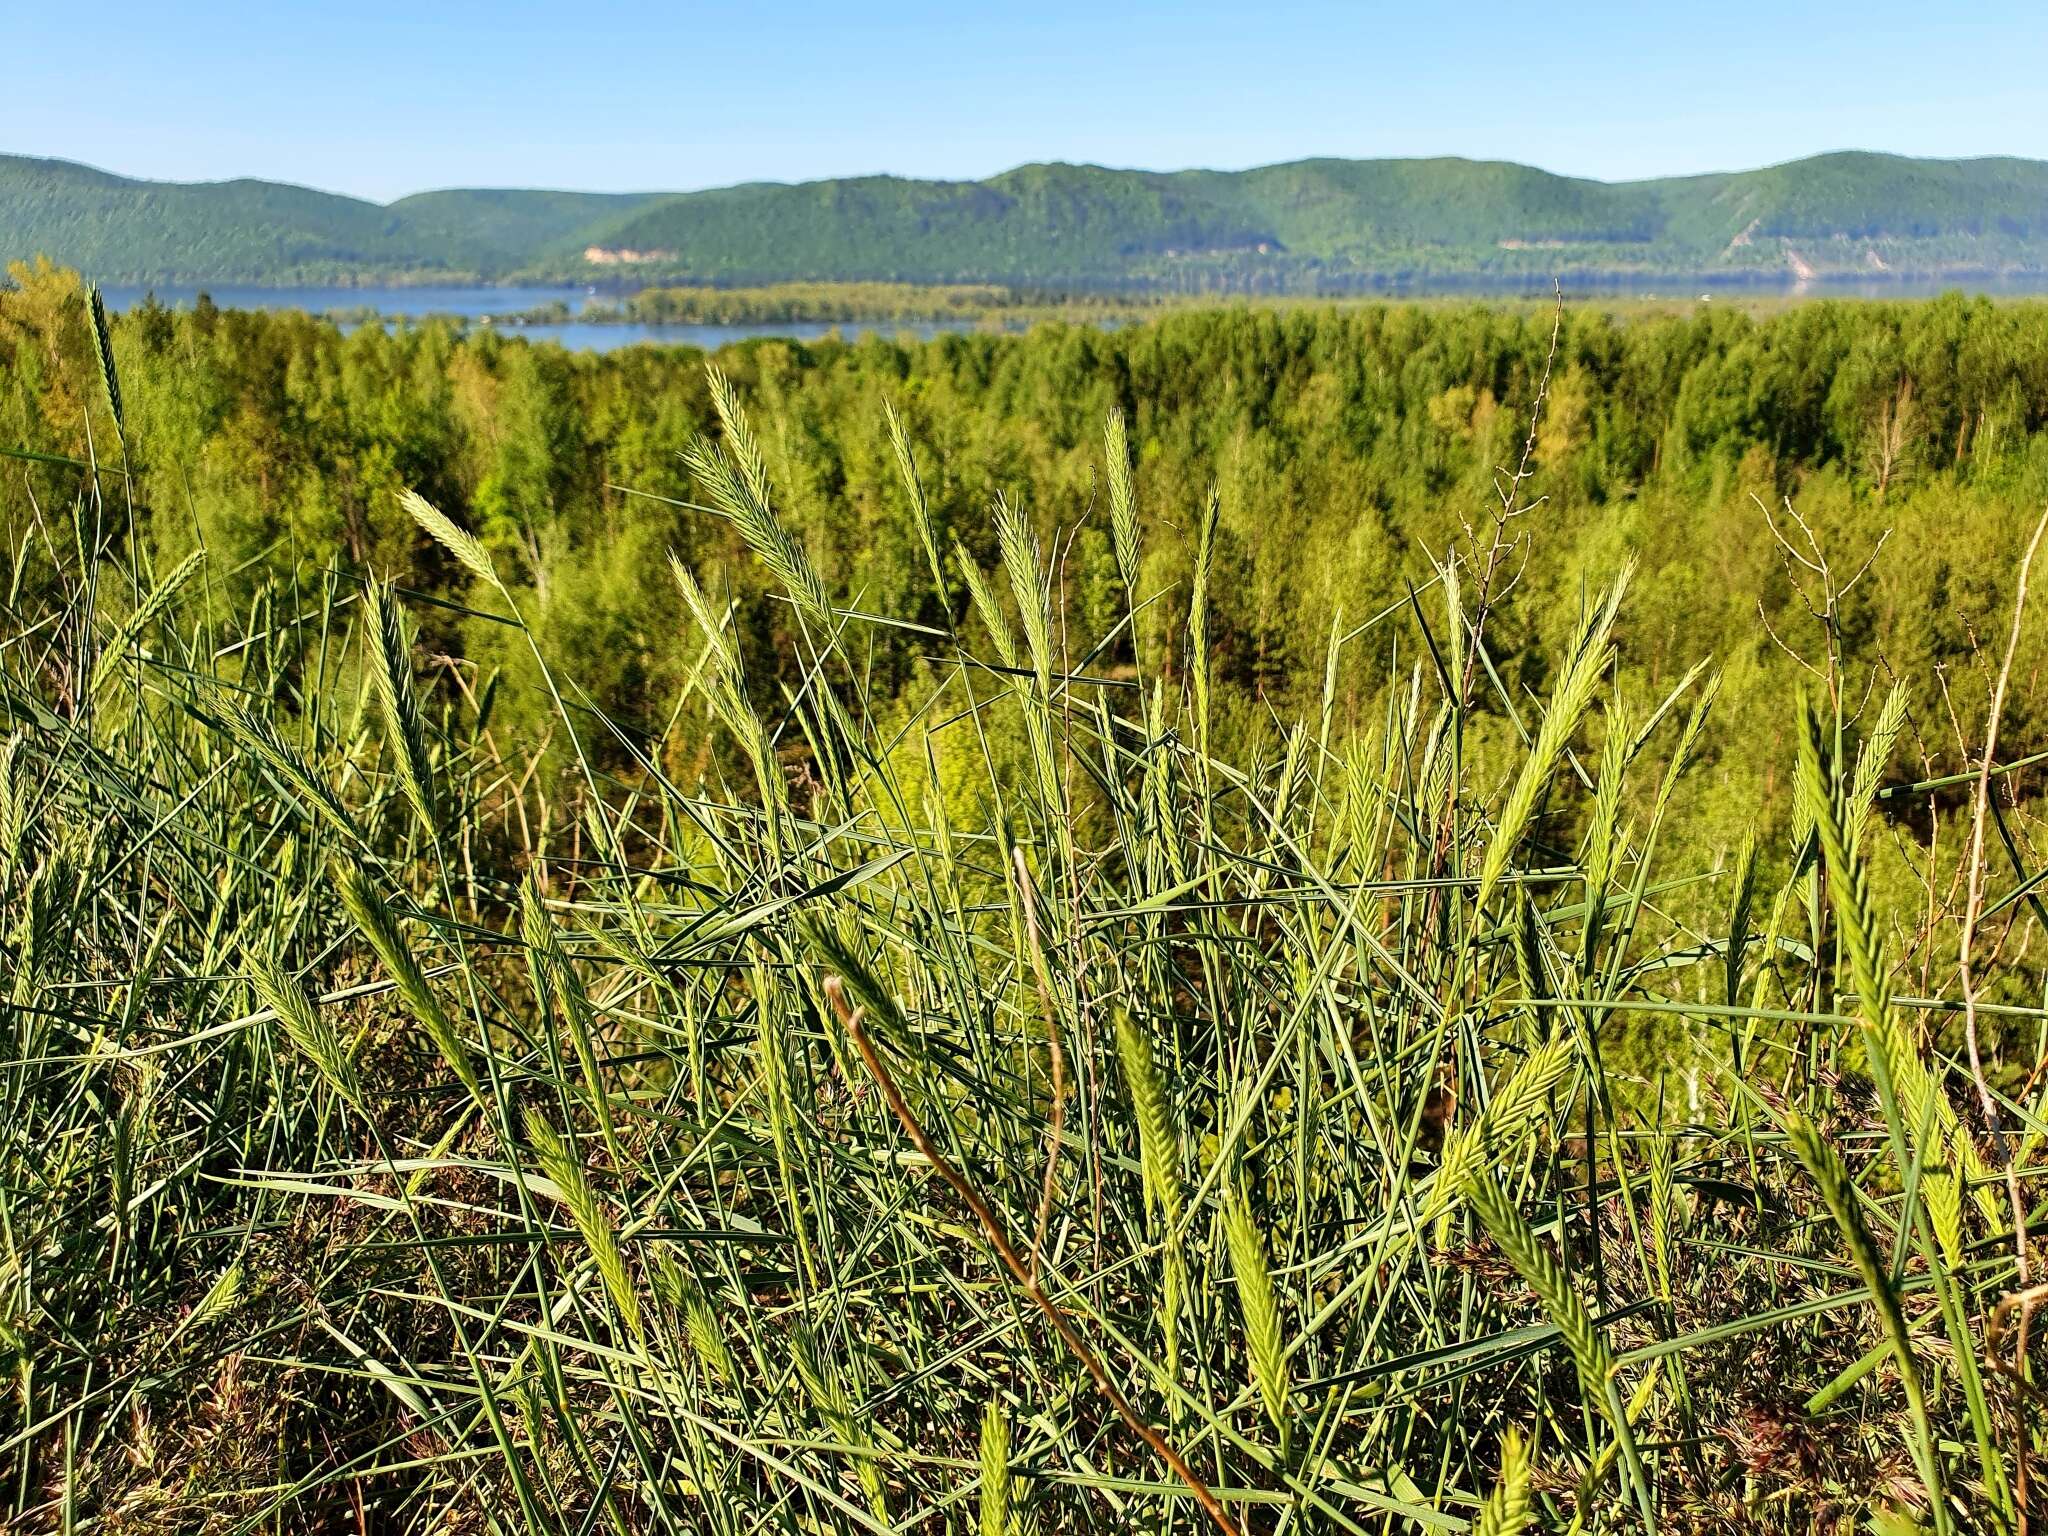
1105;407;1141;599
525;1109;640;1339
361;579;437;837
187;1260;243;1332
522;875;620;1158
994;494;1062;809
12;853;70;1006
682;1286;735;1385
247;949;363;1113
669;557;756;735
1473;1426;1533;1536
1795;696;1997;1238
994;493;1052;691
957;540;1021;671
978;1397;1012;1536
1724;831;1759;1005
86;282;123;442
1474;569;1629;915
89;548;205;697
651;1255;736;1384
884;400;948;604
1425;1030;1574;1226
332;862;481;1103
400;488;499;591
219;700;364;847
1223;1179;1290;1451
1850;682;1910;837
1114;1007;1188;1377
1783;1112;1944;1510
687;366;834;634
1114;1009;1183;1230
0;734;26;874
791;1327;889;1522
1462;1165;1614;1416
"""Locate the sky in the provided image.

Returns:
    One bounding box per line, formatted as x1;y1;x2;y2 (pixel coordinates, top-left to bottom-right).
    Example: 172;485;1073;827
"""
6;1;2046;203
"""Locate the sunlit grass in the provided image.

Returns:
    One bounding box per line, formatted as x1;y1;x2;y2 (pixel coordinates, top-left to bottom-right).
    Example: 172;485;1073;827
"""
2;321;2043;1533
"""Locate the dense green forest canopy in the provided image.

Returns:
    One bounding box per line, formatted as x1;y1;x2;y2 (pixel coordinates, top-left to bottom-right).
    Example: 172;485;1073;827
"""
7;149;2048;286
3;262;2046;875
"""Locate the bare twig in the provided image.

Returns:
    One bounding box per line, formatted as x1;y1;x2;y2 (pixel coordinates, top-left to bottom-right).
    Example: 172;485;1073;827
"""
1960;500;2048;1534
822;976;1244;1536
1960;500;2048;1132
1459;279;1565;704
1987;1279;2048;1533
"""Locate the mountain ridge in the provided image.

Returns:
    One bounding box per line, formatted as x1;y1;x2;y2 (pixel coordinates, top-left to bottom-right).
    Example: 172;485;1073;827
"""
5;149;2045;287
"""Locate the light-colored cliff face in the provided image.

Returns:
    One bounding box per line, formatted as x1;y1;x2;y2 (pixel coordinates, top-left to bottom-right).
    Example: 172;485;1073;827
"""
583;246;675;266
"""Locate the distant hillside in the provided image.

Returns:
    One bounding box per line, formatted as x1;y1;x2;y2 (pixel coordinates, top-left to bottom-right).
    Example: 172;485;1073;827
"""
382;188;668;270
5;150;2046;287
0;156;666;284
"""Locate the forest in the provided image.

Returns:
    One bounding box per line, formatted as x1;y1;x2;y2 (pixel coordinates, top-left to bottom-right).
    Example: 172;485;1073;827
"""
11;149;2048;287
3;261;2048;1531
6;260;2044;864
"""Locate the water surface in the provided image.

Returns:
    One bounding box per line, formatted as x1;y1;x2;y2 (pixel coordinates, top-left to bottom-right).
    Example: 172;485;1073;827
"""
98;284;992;351
97;275;2048;353
98;283;597;318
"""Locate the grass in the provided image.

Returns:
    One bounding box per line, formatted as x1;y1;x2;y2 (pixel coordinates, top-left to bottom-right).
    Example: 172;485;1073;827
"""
2;321;2045;1533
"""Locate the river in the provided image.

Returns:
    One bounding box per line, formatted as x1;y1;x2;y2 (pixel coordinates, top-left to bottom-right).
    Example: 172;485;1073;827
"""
95;283;994;352
95;275;2048;353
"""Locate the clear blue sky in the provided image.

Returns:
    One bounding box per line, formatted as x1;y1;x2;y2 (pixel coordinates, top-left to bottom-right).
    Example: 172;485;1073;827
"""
7;1;2045;202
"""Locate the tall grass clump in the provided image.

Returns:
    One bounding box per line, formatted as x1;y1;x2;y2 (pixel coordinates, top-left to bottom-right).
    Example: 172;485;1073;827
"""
2;325;2045;1536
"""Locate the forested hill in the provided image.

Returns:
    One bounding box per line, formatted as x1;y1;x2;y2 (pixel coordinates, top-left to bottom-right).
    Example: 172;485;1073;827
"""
6;148;2048;286
0;157;667;285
